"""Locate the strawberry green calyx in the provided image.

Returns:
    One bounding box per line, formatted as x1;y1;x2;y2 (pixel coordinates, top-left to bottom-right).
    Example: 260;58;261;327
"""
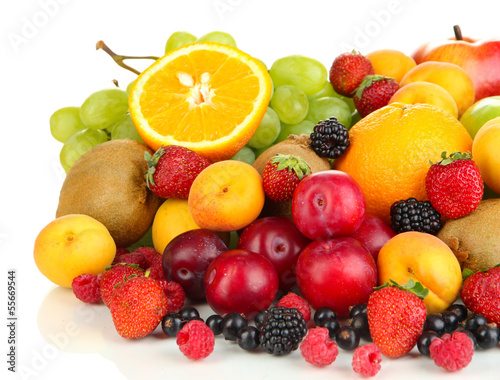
144;146;165;188
354;75;394;97
374;278;429;300
430;151;472;166
270;154;311;180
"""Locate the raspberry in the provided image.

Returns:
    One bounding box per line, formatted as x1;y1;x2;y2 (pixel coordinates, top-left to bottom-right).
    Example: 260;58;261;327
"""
157;280;186;313
114;252;147;269
111;247;130;265
72;273;102;304
146;253;165;281
429;332;474;372
300;327;339;366
177;320;215;360
277;292;311;322
352;343;382;377
134;247;160;267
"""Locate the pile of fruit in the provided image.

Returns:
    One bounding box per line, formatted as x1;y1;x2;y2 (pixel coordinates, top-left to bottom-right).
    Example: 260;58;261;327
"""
35;26;500;375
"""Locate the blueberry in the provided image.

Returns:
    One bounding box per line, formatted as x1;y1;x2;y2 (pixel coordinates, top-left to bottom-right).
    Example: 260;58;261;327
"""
423;314;446;335
254;309;268;330
319;318;340;340
237;326;260;351
161;313;186;337
206;314;224;335
417;330;440;356
476;324;500;349
222;313;248;341
335;326;360;350
350;312;372;341
179;306;200;321
464;313;488;334
446;304;468;322
349;303;367;319
442;311;459;333
314;307;337;326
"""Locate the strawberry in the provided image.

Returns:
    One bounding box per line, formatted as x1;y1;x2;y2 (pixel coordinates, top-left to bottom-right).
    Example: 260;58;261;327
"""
99;263;145;307
262;154;311;202
353;75;399;117
145;145;211;199
329;51;374;97
425;151;483;219
461;265;500;325
110;272;168;339
367;279;428;358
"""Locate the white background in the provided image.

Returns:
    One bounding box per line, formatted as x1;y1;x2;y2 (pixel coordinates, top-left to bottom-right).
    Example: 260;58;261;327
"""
2;0;500;379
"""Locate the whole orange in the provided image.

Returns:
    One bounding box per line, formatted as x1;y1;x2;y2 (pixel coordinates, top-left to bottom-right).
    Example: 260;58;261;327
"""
334;103;473;223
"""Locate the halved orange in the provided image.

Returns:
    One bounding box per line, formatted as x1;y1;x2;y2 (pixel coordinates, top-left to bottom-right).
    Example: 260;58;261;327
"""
129;42;272;162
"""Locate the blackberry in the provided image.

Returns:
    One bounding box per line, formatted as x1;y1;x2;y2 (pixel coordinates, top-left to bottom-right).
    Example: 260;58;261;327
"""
390;198;442;234
259;306;307;355
310;117;350;159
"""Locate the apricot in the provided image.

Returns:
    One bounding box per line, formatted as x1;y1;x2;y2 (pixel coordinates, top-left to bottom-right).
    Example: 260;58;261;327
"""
188;160;265;231
34;214;116;288
389;82;458;118
366;49;417;83
472;116;500;194
377;231;462;314
400;61;475;117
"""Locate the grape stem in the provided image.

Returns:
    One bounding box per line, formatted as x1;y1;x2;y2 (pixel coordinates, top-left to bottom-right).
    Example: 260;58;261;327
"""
96;40;159;75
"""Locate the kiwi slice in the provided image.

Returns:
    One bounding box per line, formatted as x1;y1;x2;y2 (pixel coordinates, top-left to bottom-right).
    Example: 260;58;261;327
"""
56;139;163;248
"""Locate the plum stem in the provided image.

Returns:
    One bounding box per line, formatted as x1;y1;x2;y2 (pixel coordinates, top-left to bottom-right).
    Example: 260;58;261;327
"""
453;25;463;41
96;40;159;75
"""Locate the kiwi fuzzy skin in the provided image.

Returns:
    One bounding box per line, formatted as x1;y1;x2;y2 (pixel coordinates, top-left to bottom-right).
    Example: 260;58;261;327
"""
252;134;331;219
437;198;500;273
56;140;163;248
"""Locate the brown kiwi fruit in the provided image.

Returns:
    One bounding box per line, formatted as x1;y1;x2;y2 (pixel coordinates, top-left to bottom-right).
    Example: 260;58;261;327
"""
252;134;331;219
437;198;500;272
56;140;163;248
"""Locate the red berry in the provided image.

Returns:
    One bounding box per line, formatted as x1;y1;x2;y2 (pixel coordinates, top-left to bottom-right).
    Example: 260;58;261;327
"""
157;280;186;313
114;252;148;269
134;247;160;266
300;327;339;366
352;343;382;377
100;264;144;307
145;145;211;199
329;51;374;97
177;320;215;360
353;75;399;117
146;253;165;281
461;266;500;325
429;332;474;372
425;151;483;219
111;247;131;265
72;273;102;304
277;292;311;323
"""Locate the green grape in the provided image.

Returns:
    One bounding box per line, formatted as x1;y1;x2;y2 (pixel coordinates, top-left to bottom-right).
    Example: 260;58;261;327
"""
60;128;109;172
270;85;309;125
247;107;281;149
276;120;316;143
165;31;197;53
108;114;145;144
126;79;136;95
80;88;129;130
308;82;356;112
350;110;362;128
269;55;328;96
196;31;237;47
50;106;87;143
230;145;256;165
306;97;352;128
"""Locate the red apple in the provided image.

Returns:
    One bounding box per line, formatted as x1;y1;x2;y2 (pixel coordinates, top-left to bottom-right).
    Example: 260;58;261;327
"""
350;214;396;261
237;216;311;292
295;237;377;318
292;170;366;240
162;229;227;301
204;249;279;317
413;25;500;101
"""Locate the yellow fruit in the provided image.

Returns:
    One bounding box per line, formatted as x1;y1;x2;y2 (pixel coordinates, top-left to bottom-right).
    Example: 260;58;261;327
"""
188;160;265;231
365;49;417;83
377;232;462;314
34;214;116;288
129;42;273;162
334;103;473;222
472;116;500;193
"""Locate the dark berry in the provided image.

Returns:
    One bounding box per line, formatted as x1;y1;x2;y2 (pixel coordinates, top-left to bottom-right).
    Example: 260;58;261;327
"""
475;324;500;349
254;309;268;330
446;304;468;322
335;326;360;350
423;314;446;335
161;313;186;337
314;306;337;326
237;326;260;351
310;117;350;159
179;306;200;321
319;318;340;340
259;307;307;355
206;314;224;336
464;313;488;334
222;313;248;341
349;303;367;319
390;198;442;234
455;327;477;348
442;311;459;333
350;313;372;341
417;331;440;356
